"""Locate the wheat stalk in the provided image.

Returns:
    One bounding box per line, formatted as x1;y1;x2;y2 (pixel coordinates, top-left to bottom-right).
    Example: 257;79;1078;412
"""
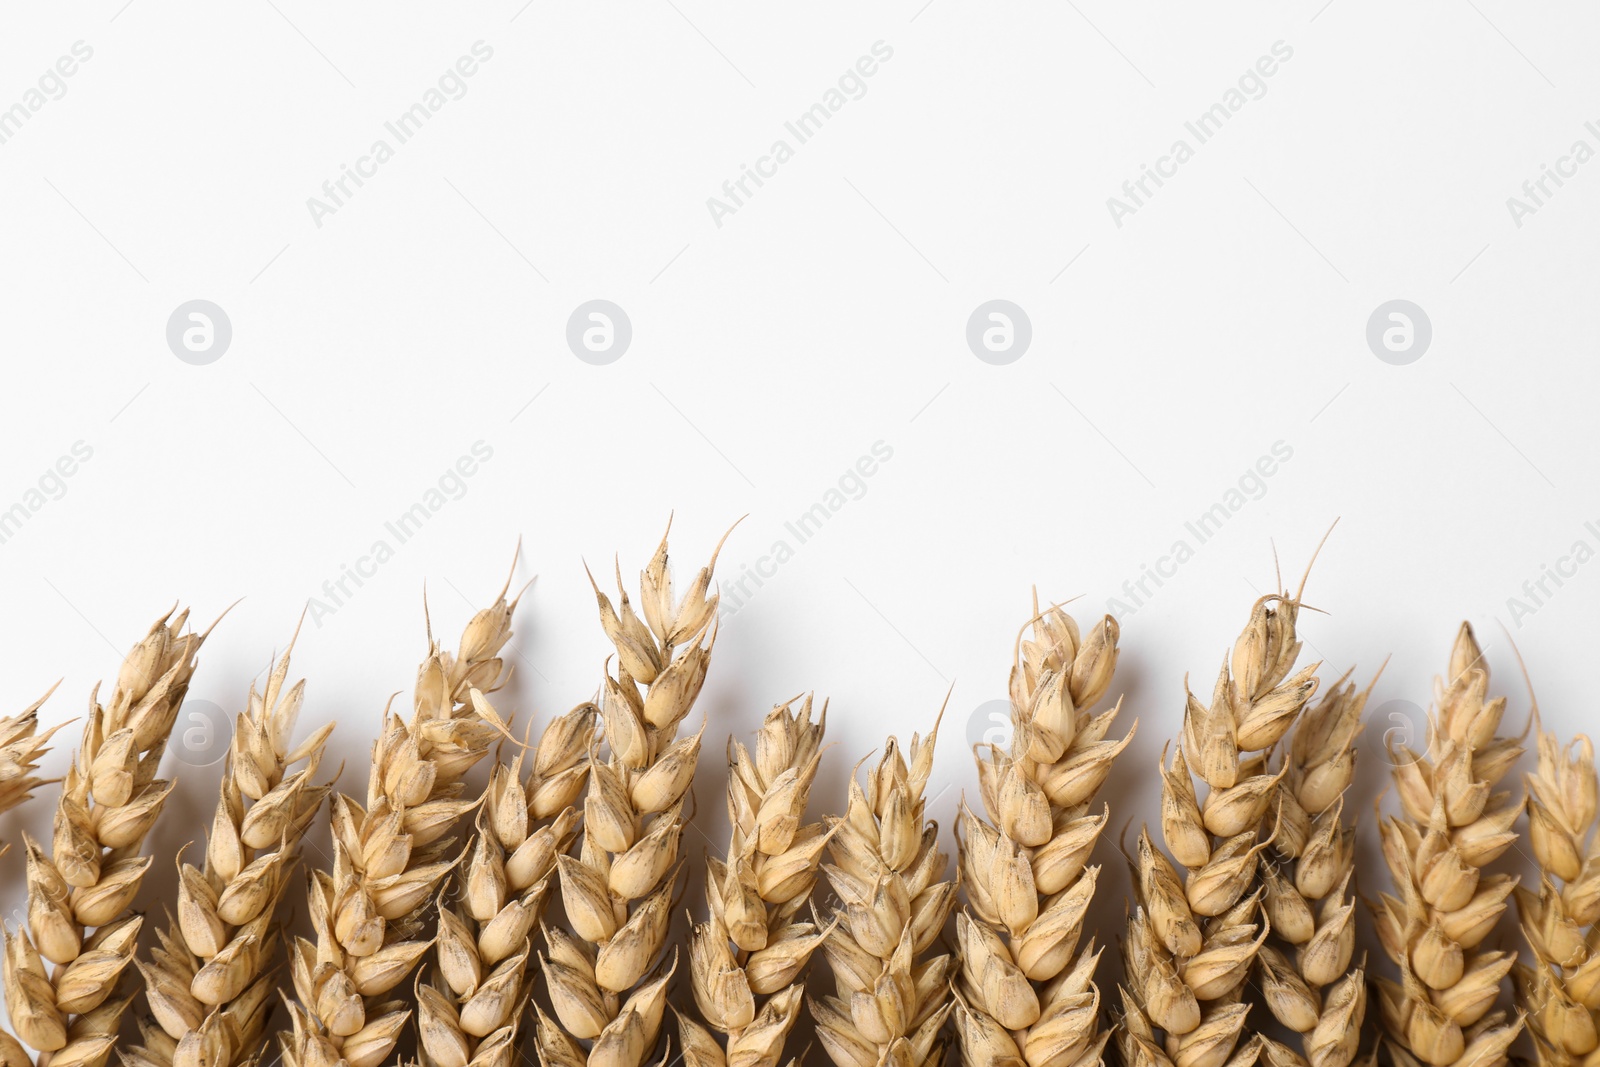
1;607;210;1067
124;628;337;1067
1254;670;1371;1067
675;694;833;1067
418;695;598;1067
1514;718;1600;1067
532;528;724;1067
952;599;1129;1067
1371;622;1524;1067
810;708;959;1067
280;578;521;1067
1116;589;1320;1067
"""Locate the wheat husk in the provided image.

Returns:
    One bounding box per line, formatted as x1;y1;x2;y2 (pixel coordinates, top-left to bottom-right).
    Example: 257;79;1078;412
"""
674;694;832;1067
1512;713;1598;1067
280;578;522;1067
2;607;210;1067
0;688;67;833
1372;622;1524;1067
810;707;958;1067
1254;669;1372;1067
123;626;336;1067
418;692;598;1067
952;598;1130;1067
532;527;724;1067
1116;588;1321;1067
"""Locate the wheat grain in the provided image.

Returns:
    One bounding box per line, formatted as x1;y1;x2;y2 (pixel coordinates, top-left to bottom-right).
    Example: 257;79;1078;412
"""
532;527;724;1067
1254;670;1371;1067
951;598;1129;1067
1371;622;1524;1067
1;607;210;1067
674;694;833;1067
810;707;959;1067
1116;589;1321;1067
418;695;598;1067
0;688;67;830
123;626;336;1067
1512;716;1598;1067
280;578;521;1067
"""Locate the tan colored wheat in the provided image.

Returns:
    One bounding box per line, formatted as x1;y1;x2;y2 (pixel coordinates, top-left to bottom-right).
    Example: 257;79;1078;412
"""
280;582;520;1067
1;607;209;1067
532;530;723;1067
952;600;1129;1067
676;694;833;1067
0;688;66;830
1116;590;1320;1067
418;695;598;1067
125;630;336;1067
1254;671;1370;1067
1515;718;1600;1067
811;710;959;1067
1372;622;1524;1067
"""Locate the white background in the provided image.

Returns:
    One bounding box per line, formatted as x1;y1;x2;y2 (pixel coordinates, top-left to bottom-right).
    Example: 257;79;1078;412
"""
1;0;1596;1024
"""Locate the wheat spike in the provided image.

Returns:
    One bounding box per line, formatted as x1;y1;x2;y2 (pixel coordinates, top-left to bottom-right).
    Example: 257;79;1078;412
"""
1512;710;1599;1066
280;581;520;1067
532;527;723;1067
1372;622;1524;1067
418;693;598;1067
952;598;1130;1067
810;708;958;1067
1254;669;1371;1067
123;627;337;1067
0;687;67;833
1116;589;1321;1067
1;607;209;1067
675;694;832;1067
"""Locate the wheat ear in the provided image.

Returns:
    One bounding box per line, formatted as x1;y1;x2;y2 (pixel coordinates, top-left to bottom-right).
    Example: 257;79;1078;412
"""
418;694;598;1067
532;529;723;1067
281;582;520;1067
1;607;209;1067
0;687;69;841
1254;670;1371;1067
811;709;959;1067
1371;622;1524;1067
952;600;1129;1067
675;694;833;1067
125;629;337;1067
1515;720;1600;1067
1117;591;1320;1067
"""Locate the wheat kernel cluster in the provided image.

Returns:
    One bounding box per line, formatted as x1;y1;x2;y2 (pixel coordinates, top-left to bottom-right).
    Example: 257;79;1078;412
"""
0;531;1578;1067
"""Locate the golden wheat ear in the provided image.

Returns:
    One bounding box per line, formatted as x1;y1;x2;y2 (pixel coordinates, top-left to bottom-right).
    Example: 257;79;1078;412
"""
810;704;959;1067
532;528;724;1067
674;694;832;1067
1372;622;1524;1067
952;600;1127;1067
278;580;521;1067
1117;586;1321;1067
123;624;336;1067
1;607;208;1067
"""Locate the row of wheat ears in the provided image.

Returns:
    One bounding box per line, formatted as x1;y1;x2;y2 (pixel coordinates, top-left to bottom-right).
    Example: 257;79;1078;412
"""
0;535;1586;1067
